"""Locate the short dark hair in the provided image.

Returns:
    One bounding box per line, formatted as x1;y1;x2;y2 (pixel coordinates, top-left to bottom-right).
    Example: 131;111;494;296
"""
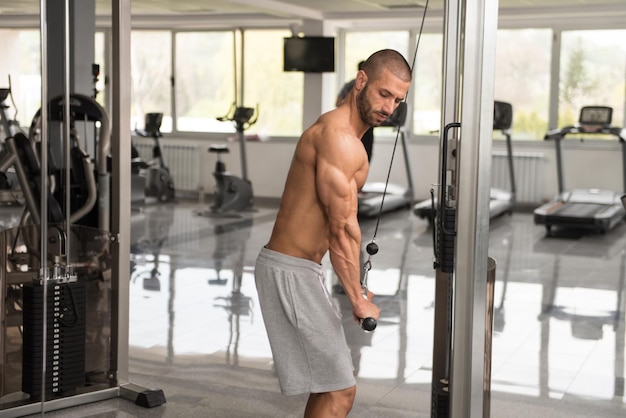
361;49;411;83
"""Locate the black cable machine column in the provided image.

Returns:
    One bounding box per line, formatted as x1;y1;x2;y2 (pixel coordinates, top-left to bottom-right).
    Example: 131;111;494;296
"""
430;122;460;418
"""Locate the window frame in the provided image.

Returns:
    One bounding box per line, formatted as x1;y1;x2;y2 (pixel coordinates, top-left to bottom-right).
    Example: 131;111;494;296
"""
5;19;624;142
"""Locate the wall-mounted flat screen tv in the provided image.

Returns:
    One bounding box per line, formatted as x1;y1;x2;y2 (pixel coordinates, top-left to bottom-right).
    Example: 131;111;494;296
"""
283;36;335;73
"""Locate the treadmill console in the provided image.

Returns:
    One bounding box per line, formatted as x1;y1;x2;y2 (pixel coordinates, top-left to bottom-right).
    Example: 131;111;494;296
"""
579;106;612;131
493;101;513;131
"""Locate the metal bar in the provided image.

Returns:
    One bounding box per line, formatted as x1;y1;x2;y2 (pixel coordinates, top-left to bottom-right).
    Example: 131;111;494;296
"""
0;388;119;418
430;0;463;415
619;136;626;192
450;0;499;416
504;133;516;203
483;257;497;418
39;0;50;410
400;131;414;201
0;226;6;396
555;136;565;194
64;0;71;240
111;0;132;385
239;28;245;107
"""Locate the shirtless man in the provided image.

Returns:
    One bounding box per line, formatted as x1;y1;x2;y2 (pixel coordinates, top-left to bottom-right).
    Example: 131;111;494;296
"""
255;49;412;418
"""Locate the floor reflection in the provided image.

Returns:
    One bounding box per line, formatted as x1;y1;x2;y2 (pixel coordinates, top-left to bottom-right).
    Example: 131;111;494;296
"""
128;206;268;368
47;202;626;417
536;250;625;400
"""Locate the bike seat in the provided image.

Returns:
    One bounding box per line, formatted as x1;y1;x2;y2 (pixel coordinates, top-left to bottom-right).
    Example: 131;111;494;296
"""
209;144;229;154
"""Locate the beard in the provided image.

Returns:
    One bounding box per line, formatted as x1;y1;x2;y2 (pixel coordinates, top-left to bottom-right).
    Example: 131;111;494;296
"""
357;84;389;127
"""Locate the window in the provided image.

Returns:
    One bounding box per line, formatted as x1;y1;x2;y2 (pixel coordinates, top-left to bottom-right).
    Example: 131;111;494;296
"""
0;29;41;130
559;30;626;129
343;31;410;136
174;31;234;133
343;31;410;83
243;29;303;137
131;31;172;132
494;29;552;140
412;33;442;136
94;31;107;109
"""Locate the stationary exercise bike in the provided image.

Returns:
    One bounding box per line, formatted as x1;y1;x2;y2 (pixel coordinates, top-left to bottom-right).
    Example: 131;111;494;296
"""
207;103;257;214
135;113;175;203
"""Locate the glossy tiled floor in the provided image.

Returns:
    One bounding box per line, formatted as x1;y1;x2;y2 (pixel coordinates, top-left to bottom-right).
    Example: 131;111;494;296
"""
19;200;626;417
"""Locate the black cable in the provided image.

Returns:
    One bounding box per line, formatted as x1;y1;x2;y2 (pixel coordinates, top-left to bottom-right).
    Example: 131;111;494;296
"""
360;0;429;332
369;0;429;243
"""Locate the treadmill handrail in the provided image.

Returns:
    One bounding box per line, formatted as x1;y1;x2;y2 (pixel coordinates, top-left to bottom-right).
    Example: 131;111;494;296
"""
544;126;575;140
545;125;625;141
544;124;626;194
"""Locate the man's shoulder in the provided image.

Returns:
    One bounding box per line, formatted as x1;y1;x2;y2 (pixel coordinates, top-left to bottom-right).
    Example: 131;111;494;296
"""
308;111;352;140
304;124;363;163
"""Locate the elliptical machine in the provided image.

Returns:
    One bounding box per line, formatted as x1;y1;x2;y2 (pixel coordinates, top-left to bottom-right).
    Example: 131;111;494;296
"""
207;103;257;214
135;112;175;203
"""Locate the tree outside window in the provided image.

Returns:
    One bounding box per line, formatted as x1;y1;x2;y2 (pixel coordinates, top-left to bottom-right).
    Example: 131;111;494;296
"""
559;30;626;130
175;31;234;133
131;31;172;132
243;29;304;137
494;29;552;140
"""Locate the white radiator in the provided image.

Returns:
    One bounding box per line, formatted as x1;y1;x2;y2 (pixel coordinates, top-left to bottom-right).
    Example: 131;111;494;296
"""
134;141;201;191
491;151;544;204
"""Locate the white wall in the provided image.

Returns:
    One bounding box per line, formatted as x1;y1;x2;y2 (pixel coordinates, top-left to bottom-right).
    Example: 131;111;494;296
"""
491;139;625;202
151;132;625;205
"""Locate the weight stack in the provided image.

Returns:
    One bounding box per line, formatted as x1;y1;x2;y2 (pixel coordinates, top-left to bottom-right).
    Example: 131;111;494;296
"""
431;379;449;418
438;207;456;273
22;280;86;399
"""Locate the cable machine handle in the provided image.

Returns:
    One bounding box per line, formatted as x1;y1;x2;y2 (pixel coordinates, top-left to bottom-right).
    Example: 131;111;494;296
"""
431;122;460;273
439;122;460;236
360;317;377;331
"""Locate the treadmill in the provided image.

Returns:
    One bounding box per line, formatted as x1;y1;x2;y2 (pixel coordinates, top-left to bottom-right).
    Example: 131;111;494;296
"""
358;102;414;217
534;106;626;235
413;100;516;222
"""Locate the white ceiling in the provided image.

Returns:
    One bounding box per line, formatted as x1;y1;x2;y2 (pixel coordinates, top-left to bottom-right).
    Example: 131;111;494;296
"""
1;0;625;18
1;0;625;32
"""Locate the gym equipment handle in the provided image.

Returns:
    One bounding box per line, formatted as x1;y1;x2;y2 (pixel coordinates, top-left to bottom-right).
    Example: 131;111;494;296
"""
360;317;377;331
360;287;377;331
360;243;379;332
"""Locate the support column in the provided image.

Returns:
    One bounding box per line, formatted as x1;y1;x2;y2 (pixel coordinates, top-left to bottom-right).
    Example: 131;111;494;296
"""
449;0;499;416
111;0;132;386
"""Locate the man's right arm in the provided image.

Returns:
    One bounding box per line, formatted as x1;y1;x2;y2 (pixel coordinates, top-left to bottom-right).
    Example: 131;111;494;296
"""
315;133;379;323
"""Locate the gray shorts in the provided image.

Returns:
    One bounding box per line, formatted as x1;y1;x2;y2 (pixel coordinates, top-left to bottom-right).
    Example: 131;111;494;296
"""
255;247;355;396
